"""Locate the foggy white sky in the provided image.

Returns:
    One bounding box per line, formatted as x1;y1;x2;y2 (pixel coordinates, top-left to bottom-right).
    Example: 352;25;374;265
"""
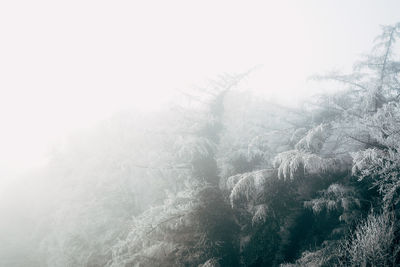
1;0;400;178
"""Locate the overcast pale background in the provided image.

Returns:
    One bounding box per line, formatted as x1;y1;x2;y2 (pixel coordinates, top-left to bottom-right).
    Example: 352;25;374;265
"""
1;0;400;179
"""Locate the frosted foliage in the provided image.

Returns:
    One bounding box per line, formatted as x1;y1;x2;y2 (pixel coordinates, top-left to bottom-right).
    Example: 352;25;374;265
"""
352;148;400;183
349;102;400;210
295;124;331;153
273;150;342;180
352;147;400;209
223;173;244;191
345;213;395;266
366;102;400;149
282;243;337;267
247;135;271;161
109;183;201;267
351;148;384;178
218;91;299;177
229;169;275;208
304;184;361;222
199;258;221;267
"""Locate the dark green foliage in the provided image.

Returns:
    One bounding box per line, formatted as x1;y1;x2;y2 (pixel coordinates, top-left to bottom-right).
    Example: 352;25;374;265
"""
240;220;281;266
193;186;240;266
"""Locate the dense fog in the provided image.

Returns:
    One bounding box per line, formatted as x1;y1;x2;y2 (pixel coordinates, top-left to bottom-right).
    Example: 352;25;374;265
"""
2;2;400;267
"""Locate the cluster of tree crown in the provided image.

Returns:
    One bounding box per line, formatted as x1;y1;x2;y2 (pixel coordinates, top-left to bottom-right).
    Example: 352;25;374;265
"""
3;22;400;267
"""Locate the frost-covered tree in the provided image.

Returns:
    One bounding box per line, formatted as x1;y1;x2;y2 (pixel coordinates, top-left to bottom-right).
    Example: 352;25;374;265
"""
284;22;400;266
217;21;400;267
108;74;249;267
109;181;237;267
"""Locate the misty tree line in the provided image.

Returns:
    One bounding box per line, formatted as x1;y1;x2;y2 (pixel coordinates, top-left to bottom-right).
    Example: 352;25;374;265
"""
2;22;400;266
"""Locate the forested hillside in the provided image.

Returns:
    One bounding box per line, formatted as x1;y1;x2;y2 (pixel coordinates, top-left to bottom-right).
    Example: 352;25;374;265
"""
2;22;400;267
